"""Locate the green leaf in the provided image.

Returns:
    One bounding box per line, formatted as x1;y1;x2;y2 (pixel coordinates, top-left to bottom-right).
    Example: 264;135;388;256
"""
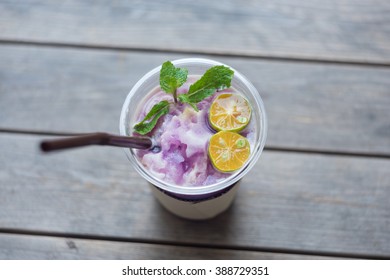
133;100;170;135
178;65;233;108
160;61;188;94
177;94;200;111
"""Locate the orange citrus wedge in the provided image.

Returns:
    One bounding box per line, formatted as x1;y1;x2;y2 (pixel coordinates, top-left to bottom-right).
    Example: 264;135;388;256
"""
208;131;250;172
209;93;251;132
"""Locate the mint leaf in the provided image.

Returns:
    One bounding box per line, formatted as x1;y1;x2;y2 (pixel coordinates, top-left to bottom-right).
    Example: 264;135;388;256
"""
133;62;233;135
177;94;201;111
133;100;170;135
160;61;188;94
178;65;233;110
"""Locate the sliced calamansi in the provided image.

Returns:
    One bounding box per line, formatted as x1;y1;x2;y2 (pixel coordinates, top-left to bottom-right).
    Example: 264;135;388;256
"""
209;93;251;132
208;131;250;172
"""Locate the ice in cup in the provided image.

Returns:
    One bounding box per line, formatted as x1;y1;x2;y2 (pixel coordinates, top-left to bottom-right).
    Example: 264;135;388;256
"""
120;58;267;219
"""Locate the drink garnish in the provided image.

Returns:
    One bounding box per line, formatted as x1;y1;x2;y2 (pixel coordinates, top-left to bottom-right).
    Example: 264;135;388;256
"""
134;61;234;135
208;93;251;132
159;61;188;103
208;131;250;172
178;65;234;111
133;100;170;135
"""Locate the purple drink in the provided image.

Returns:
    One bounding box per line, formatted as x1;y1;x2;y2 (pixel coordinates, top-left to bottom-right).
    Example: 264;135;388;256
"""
120;58;267;219
134;77;256;187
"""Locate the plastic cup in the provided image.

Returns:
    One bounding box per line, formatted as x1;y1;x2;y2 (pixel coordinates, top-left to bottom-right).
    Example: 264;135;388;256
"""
120;58;267;220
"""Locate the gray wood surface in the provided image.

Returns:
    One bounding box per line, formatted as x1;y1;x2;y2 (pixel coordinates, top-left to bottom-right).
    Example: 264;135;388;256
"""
0;233;338;260
0;0;389;64
0;134;389;258
1;45;389;155
1;0;389;261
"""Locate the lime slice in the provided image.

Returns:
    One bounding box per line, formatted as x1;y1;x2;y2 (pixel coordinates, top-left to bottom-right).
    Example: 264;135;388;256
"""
209;93;251;132
208;131;250;172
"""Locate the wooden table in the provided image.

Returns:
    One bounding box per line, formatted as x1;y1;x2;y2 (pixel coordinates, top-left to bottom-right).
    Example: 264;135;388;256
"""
0;0;389;260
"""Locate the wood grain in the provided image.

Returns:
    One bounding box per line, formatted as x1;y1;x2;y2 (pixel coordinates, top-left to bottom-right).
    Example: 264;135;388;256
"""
0;45;389;155
0;233;338;259
0;0;389;64
0;134;389;258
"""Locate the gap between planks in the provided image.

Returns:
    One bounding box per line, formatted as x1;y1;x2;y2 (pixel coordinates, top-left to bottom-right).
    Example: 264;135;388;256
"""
0;228;387;260
0;39;389;68
1;128;389;160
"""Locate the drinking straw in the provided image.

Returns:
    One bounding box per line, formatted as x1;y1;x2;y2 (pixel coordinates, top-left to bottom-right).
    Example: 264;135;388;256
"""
40;132;157;152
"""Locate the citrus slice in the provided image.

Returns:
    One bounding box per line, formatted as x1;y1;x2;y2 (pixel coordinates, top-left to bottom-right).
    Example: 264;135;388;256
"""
209;93;251;132
208;131;250;172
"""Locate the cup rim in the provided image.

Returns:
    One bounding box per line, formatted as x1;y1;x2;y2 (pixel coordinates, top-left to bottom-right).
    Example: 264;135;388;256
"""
120;58;267;196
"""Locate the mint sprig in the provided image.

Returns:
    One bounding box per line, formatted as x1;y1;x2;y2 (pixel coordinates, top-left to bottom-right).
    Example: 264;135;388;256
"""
178;65;234;111
160;61;188;103
133;100;170;135
133;61;234;135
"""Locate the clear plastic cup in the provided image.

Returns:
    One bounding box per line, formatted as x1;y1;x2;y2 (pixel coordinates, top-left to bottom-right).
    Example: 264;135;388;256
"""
120;58;267;220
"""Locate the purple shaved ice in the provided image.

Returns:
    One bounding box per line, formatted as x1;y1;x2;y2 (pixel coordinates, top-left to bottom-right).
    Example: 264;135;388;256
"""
133;80;254;187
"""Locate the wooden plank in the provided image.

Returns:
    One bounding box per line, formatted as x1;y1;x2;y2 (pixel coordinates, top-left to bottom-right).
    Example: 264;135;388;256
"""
0;134;389;257
0;45;389;155
0;233;337;259
0;0;389;64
